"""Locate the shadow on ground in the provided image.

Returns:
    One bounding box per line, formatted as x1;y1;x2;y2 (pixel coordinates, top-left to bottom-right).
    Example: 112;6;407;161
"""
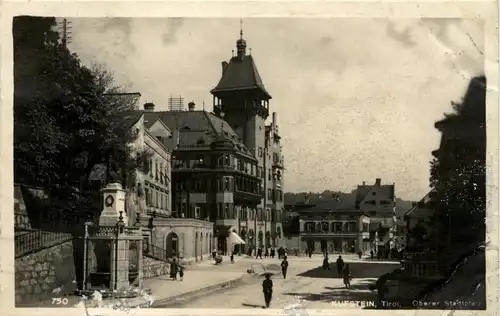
297;261;398;279
283;281;378;303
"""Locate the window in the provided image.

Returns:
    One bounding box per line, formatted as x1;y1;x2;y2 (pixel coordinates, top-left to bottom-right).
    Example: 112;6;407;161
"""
347;222;357;232
155;191;159;208
267;189;272;200
224;204;229;218
224;177;231;191
268;169;271;180
277;170;282;181
195;206;201;219
160;193;164;209
224;155;231;167
145;188;150;206
155;160;159;179
305;222;315;232
258;147;263;157
332;222;343;232
321;222;329;232
217;204;223;218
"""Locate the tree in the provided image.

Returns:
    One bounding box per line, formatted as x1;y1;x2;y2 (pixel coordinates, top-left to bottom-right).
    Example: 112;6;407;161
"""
429;76;486;254
13;16;151;220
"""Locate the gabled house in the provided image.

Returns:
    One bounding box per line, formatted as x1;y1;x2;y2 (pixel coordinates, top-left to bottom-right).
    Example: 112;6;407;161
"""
355;178;397;252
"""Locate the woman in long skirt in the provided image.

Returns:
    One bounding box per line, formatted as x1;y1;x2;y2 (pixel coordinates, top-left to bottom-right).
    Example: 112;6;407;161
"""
342;264;351;288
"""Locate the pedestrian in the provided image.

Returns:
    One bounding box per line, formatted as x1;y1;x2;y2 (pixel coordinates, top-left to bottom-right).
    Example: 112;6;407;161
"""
257;247;263;259
212;248;217;260
281;256;289;279
230;251;235;264
322;255;330;270
336;255;344;277
265;248;269;258
358;251;362;259
262;273;273;308
342;264;351;288
370;250;374;260
170;258;178;280
178;265;184;281
270;247;275;258
308;249;312;258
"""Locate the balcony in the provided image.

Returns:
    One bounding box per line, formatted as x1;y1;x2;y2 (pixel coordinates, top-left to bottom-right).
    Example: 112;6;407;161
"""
300;230;360;237
235;189;263;204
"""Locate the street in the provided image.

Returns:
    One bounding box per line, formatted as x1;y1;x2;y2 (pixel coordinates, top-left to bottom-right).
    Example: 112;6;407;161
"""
170;256;399;309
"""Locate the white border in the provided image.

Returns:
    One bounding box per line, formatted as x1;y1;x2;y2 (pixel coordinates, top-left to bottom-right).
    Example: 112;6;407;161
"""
0;1;498;316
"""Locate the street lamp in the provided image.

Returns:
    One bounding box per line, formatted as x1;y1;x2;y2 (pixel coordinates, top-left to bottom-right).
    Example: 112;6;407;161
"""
116;211;125;235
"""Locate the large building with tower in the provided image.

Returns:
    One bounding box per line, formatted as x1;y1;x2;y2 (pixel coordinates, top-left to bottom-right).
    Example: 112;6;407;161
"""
141;28;285;257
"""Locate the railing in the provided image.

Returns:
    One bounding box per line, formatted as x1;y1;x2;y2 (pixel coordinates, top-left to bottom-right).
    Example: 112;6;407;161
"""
15;230;73;258
142;243;179;263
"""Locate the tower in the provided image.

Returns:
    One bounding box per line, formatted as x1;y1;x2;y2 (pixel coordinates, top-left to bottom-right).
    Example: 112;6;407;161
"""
210;23;271;160
210;22;274;247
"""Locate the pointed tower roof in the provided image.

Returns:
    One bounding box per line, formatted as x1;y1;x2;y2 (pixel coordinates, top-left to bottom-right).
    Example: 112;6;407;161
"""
211;24;272;99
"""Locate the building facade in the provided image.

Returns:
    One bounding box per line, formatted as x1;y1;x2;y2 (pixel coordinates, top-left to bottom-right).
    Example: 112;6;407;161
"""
298;209;371;254
355;178;397;252
210;29;285;252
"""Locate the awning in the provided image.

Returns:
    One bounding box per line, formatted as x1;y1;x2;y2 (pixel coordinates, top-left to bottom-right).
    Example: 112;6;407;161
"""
228;232;246;245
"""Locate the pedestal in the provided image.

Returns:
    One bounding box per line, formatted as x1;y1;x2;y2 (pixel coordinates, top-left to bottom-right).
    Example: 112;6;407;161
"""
99;182;127;226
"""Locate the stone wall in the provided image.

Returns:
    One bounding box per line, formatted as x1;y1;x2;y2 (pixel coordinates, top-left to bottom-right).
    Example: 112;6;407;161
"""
15;241;77;305
143;256;170;279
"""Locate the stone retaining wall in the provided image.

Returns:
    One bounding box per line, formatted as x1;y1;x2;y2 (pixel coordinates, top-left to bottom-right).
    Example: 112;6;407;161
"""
15;241;77;305
143;257;170;279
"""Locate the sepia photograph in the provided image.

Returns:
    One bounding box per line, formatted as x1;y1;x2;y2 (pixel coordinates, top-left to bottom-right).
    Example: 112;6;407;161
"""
6;10;495;313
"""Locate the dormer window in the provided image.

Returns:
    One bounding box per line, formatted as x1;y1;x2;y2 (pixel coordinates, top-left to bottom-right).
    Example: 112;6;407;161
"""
180;125;190;131
365;200;376;205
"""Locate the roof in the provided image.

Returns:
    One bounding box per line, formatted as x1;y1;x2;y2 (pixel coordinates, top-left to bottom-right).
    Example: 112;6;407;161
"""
355;180;395;208
112;110;143;128
144;110;255;159
297;207;370;218
405;188;436;218
211;55;271;99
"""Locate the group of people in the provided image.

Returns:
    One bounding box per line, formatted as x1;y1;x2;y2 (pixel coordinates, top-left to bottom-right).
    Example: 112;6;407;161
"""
261;255;290;308
322;254;352;288
251;246;288;259
169;258;184;281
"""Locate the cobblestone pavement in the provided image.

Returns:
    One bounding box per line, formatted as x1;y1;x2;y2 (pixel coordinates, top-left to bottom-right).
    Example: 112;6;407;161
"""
173;258;400;309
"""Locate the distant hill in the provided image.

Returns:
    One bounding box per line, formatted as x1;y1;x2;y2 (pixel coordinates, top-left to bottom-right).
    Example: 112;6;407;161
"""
284;190;415;221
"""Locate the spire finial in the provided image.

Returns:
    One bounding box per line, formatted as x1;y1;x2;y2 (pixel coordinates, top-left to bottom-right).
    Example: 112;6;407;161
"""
240;18;243;39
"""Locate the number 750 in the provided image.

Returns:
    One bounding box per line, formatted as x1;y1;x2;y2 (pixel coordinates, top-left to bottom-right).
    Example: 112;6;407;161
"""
52;298;69;305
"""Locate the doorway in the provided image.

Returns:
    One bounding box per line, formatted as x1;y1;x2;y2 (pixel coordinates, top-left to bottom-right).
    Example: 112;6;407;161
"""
307;240;314;252
166;232;179;258
320;240;327;254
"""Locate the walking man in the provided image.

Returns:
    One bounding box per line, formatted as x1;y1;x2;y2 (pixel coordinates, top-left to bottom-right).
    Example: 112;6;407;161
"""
262;273;273;308
281;256;289;279
336;255;344;277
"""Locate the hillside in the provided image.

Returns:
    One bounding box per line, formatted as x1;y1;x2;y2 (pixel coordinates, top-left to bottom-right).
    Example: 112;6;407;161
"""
284;190;415;221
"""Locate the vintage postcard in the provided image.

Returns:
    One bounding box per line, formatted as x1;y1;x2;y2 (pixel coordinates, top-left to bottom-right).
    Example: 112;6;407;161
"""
0;1;498;315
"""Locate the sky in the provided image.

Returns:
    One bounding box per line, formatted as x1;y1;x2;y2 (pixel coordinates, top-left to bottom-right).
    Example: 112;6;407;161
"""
67;18;485;201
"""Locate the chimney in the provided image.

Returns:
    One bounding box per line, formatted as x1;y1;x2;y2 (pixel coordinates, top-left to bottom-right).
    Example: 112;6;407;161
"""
375;178;381;186
144;102;155;112
221;61;229;75
362;181;366;185
188;101;196;111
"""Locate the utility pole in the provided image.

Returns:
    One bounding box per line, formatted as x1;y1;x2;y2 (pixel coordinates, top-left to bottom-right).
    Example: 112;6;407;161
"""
61;18;72;47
